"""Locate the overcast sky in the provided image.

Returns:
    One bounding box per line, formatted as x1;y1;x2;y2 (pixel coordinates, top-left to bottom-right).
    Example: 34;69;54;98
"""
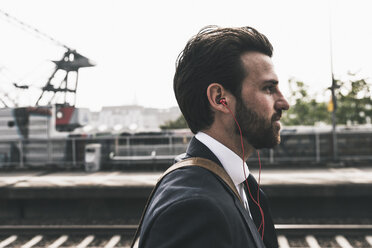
0;0;371;111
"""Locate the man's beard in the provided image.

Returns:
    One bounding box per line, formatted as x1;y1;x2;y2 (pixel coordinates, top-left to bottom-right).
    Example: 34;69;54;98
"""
235;97;281;149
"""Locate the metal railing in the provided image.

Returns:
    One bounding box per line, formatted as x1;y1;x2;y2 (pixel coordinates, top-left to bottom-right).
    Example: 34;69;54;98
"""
0;129;371;169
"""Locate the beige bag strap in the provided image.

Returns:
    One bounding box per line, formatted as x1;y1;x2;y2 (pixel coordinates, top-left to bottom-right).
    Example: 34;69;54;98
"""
130;157;243;247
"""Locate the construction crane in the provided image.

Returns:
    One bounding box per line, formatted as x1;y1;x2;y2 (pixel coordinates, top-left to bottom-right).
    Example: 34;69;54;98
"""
0;9;95;107
0;9;95;131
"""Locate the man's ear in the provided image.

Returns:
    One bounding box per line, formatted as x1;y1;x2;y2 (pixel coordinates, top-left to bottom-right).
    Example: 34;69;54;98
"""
206;83;231;113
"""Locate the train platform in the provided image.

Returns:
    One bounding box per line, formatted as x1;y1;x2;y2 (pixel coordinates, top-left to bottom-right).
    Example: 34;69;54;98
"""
1;167;372;226
1;167;372;199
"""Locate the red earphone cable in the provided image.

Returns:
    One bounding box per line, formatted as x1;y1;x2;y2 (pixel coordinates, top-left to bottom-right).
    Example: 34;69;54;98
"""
256;150;264;235
220;100;265;239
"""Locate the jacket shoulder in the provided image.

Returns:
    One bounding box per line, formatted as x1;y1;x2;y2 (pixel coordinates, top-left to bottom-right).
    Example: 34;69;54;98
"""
155;166;234;208
139;167;236;246
139;166;257;247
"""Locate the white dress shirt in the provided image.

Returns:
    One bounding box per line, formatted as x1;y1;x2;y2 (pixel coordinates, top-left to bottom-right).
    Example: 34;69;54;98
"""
195;132;252;218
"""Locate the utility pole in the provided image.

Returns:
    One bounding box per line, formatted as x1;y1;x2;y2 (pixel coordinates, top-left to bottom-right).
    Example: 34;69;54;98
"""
328;0;339;162
329;77;339;161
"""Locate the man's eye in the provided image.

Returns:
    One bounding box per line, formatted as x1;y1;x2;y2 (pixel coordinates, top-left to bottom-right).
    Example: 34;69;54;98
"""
264;86;276;93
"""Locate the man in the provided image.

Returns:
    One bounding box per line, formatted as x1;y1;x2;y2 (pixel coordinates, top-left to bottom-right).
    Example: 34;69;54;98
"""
138;26;289;248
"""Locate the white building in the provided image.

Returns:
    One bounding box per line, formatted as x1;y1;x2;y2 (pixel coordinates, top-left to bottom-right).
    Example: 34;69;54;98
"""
90;105;181;133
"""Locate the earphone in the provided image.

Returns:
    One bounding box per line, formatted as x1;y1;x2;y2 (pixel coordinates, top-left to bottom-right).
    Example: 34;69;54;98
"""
218;97;265;240
218;98;227;105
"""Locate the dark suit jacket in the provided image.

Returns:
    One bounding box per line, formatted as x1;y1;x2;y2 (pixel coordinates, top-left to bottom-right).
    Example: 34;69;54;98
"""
138;137;278;248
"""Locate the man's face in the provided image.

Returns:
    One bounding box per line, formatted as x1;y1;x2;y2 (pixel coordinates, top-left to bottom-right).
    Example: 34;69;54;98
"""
235;51;289;149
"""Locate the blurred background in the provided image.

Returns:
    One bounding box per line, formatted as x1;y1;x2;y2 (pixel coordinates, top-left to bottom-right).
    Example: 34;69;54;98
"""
0;0;371;247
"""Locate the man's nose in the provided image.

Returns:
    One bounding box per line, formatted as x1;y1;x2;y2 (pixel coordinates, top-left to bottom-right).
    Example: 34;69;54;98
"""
275;93;290;111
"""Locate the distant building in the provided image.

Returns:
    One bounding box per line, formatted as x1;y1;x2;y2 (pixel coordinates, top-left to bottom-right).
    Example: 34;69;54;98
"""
89;105;181;133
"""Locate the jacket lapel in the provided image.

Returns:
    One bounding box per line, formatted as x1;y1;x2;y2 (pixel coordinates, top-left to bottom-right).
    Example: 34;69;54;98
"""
233;196;266;248
246;175;278;248
186;136;266;248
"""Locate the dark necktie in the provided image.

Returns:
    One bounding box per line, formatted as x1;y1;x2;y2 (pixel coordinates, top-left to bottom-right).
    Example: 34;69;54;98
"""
244;174;279;248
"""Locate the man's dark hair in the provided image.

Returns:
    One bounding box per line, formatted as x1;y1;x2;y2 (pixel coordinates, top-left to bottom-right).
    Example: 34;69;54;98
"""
174;25;273;134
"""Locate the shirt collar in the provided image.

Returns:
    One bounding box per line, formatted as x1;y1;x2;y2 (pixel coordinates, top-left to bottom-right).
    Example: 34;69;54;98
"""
195;132;249;186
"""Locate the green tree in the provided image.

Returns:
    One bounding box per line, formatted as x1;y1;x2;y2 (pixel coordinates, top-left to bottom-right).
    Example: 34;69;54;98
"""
160;114;189;130
336;76;372;125
281;75;372;126
281;78;330;125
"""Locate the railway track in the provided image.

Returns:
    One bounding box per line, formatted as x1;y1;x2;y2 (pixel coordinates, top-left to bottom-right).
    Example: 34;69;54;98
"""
0;224;371;247
0;225;136;248
276;224;372;248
